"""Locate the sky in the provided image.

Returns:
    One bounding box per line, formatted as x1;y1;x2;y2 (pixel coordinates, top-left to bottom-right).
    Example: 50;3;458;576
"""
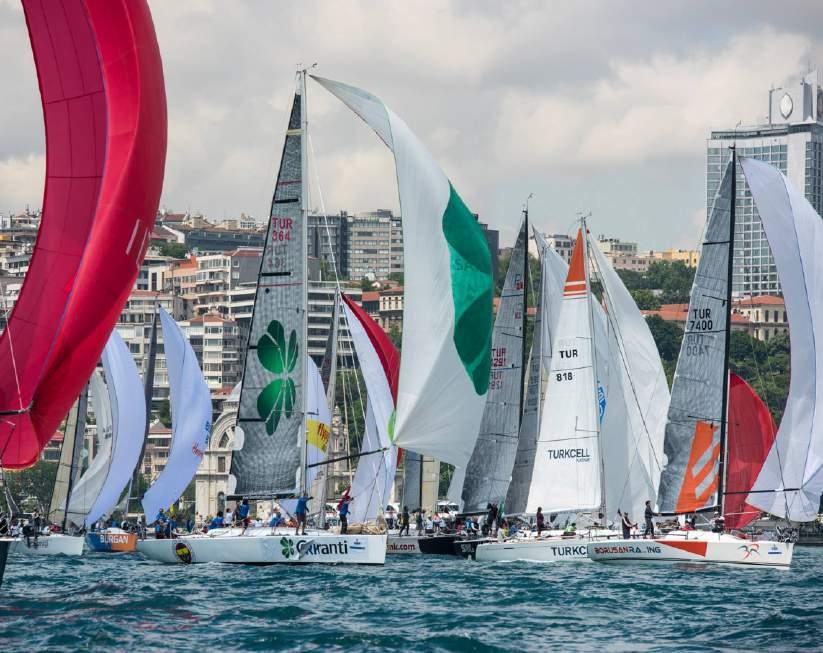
0;0;822;249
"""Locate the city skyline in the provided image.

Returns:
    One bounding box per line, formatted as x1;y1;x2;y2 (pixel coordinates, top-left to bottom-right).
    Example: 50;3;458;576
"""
1;1;822;250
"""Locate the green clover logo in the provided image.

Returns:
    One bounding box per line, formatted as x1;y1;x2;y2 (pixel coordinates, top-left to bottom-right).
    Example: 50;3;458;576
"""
280;537;295;559
257;319;298;435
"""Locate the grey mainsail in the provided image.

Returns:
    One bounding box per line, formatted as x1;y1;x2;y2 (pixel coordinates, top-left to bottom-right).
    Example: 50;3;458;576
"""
231;76;307;497
460;216;527;512
657;160;733;514
48;386;88;529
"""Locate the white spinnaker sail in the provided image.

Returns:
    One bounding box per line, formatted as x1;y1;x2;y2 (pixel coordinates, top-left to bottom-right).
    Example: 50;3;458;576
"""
742;157;823;521
83;330;146;528
66;371;112;525
527;230;600;514
342;298;397;524
312;76;493;469
591;239;669;515
141;307;212;520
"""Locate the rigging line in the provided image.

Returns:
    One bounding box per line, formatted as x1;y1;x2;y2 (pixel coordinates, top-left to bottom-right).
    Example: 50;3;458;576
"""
0;280;24;411
307;133;343;293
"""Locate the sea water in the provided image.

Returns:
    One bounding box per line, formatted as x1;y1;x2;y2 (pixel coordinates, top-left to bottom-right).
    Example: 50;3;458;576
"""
0;547;820;651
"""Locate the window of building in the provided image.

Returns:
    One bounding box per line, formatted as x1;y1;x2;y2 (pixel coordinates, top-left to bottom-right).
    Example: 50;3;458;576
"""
218;456;226;473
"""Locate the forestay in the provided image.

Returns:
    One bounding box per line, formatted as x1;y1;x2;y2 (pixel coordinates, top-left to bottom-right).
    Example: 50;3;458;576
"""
141;307;212;520
742;157;823;521
460;218;527;512
658;161;732;514
312;76;493;468
231;79;306;497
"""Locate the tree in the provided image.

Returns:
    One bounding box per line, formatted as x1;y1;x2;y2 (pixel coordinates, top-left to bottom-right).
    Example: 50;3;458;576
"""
630;289;661;311
439;463;455;498
5;461;58;513
388;272;404;285
159;242;189;259
387;323;402;351
645;315;683;383
158;398;172;427
360;277;374;292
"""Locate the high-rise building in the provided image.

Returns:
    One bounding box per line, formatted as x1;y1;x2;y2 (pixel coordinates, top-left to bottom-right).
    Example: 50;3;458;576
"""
707;69;823;295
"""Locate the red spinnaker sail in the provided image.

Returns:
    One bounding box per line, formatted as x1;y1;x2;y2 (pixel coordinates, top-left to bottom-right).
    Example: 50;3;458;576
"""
341;293;399;401
725;373;777;530
0;0;166;468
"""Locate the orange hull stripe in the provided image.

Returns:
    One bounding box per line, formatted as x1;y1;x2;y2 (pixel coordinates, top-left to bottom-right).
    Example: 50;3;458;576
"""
660;540;708;557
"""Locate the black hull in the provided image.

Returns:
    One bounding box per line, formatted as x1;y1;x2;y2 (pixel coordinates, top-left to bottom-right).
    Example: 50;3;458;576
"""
0;539;10;588
453;538;496;559
418;535;458;555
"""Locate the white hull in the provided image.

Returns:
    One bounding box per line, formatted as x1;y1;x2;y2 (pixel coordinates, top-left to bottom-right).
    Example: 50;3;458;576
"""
10;534;85;557
475;531;619;562
587;531;794;568
138;530;386;565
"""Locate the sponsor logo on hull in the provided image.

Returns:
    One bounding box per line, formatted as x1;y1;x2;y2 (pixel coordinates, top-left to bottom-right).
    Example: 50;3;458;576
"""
549;545;588;557
592;544;663;555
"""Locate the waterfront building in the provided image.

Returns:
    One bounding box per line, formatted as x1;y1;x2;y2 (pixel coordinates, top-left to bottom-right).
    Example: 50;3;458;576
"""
734;295;788;342
708;69;823;295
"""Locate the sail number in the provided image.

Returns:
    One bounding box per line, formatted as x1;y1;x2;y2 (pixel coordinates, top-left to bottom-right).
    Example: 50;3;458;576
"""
688;308;713;332
556;371;574;382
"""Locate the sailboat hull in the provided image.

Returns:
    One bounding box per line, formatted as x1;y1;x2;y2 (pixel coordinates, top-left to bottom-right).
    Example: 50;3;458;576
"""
85;529;138;553
10;534;84;557
137;531;386;565
587;532;793;568
0;538;10;587
475;532;619;563
387;534;458;555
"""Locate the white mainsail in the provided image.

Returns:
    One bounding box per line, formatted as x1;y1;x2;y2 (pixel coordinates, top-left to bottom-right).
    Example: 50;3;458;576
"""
65;371;112;525
81;330;146;528
312;76;493;469
141;307;212;520
741;157;823;521
527;229;601;514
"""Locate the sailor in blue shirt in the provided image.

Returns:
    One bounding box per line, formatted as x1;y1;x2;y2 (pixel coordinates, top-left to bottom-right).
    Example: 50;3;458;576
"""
339;496;352;534
209;511;225;531
295;495;310;535
154;508;166;539
269;510;284;530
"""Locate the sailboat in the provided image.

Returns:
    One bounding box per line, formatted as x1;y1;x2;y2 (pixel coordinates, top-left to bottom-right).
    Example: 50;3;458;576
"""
477;218;669;562
588;151;796;568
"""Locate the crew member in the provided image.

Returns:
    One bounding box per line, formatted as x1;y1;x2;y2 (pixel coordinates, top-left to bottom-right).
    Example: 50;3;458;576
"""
644;500;655;539
209;511;224;530
295;494;310;536
620;510;636;539
339;495;352;534
399;506;410;536
536;507;545;536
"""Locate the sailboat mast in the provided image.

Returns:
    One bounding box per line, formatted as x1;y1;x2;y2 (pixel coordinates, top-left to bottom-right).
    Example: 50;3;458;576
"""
299;67;310;497
61;383;89;532
717;146;736;517
130;306;158;514
519;205;530;426
581;217;606;523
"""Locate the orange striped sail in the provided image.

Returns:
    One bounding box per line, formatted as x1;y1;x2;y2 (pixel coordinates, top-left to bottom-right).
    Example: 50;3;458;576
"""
675;421;720;513
564;230;587;297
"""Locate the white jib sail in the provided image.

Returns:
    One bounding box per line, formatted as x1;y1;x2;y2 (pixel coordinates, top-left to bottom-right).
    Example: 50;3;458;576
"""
591;239;669;515
66;370;112;526
742;157;823;521
312;76;493;469
83;330;146;528
141;307;212;521
526;230;601;514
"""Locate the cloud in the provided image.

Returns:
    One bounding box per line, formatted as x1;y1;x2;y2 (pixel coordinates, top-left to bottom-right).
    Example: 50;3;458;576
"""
493;30;813;169
0;154;44;213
